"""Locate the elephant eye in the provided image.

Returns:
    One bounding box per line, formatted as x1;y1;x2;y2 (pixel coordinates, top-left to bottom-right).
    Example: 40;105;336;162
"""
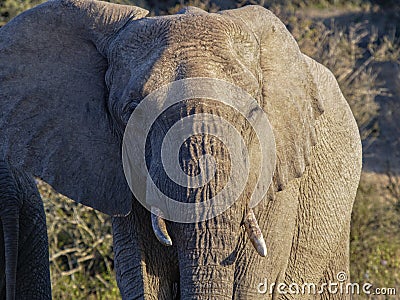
228;29;259;65
121;102;138;124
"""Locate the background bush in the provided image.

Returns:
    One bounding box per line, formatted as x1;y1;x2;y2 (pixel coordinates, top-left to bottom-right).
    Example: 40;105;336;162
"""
1;0;399;298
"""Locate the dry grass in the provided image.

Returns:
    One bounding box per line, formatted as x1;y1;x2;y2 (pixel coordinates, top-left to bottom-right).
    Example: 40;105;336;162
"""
282;15;392;140
37;180;119;299
350;173;400;298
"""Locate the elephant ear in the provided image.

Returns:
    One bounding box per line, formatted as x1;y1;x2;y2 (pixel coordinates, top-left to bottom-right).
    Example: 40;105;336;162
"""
0;0;148;216
221;6;324;192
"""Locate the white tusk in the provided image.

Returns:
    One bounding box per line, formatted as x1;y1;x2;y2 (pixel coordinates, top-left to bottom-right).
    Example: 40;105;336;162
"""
244;209;267;257
151;206;172;246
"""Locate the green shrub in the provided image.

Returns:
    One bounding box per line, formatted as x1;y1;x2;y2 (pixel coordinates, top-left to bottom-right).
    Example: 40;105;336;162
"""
0;0;44;25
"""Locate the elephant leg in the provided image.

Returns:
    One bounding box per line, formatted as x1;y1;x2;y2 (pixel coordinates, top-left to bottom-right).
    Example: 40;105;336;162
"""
0;224;5;299
14;173;51;299
317;225;351;300
16;206;51;299
112;201;179;300
0;161;51;299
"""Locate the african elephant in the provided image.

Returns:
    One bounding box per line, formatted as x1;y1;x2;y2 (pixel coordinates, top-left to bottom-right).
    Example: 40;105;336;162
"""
0;0;362;299
0;159;51;299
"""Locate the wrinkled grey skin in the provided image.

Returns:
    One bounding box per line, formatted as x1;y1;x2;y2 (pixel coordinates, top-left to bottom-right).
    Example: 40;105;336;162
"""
0;159;51;300
0;0;362;299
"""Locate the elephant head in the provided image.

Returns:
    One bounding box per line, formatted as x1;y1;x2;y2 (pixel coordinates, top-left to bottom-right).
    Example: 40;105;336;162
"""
0;0;324;297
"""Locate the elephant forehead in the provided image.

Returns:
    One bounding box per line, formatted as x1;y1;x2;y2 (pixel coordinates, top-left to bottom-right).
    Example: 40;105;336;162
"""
105;12;263;126
165;12;255;42
114;12;259;63
108;13;261;102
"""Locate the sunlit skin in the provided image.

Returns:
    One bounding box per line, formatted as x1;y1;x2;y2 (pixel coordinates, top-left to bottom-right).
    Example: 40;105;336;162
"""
0;0;361;298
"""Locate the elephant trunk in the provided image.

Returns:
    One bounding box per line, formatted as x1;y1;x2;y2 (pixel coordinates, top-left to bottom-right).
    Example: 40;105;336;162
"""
145;99;268;294
179;264;234;299
175;221;236;299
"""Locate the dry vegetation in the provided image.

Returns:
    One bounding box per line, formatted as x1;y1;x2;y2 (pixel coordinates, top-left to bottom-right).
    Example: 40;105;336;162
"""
38;182;119;299
1;0;399;298
350;173;400;298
